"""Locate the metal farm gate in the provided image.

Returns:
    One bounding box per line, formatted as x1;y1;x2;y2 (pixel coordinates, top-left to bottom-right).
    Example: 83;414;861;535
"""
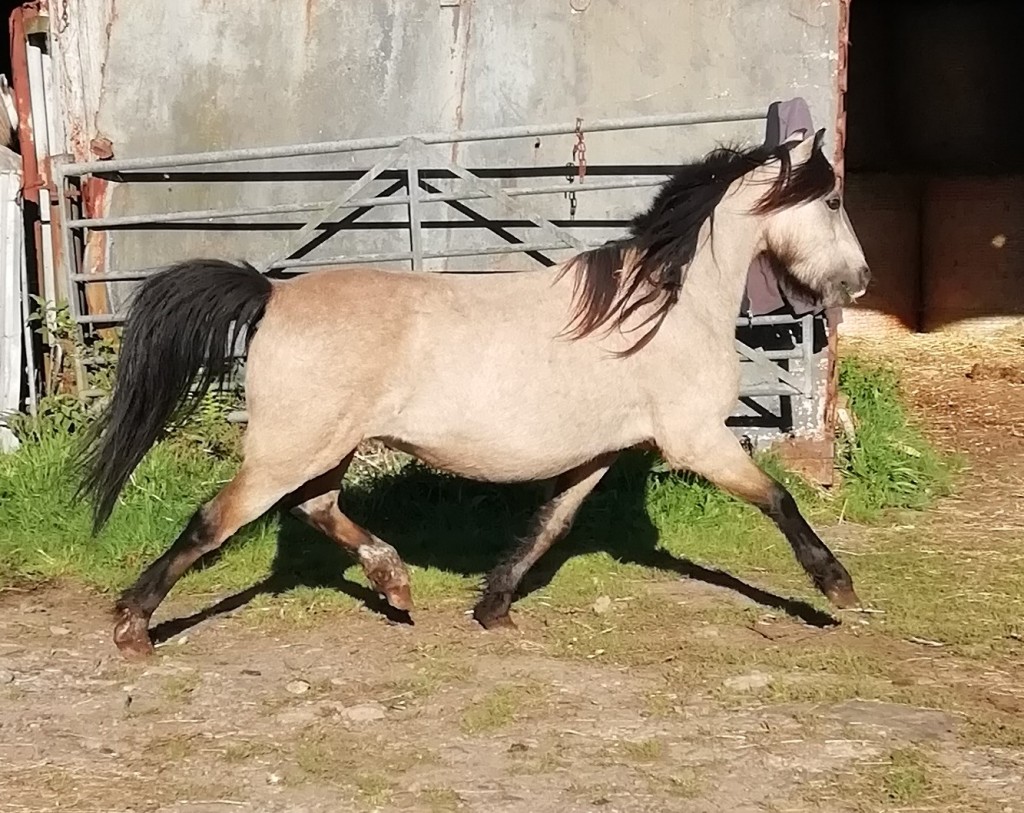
52;109;832;474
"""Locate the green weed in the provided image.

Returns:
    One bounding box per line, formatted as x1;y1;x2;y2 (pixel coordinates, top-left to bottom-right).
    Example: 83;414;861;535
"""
835;356;954;520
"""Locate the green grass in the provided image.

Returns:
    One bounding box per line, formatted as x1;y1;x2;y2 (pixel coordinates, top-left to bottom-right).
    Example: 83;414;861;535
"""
415;786;462;812
160;671;201;702
0;426;279;593
617;738;666;762
836;356;954;520
290;728;434;799
460;683;545;734
806;746;999;812
0;355;952;611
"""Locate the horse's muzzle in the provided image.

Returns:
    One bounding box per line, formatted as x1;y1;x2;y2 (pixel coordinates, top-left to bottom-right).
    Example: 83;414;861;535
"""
842;266;871;302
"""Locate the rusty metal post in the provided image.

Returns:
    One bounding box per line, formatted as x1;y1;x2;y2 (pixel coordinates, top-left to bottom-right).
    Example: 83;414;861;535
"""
824;0;854;483
8;7;40;207
9;4;54;389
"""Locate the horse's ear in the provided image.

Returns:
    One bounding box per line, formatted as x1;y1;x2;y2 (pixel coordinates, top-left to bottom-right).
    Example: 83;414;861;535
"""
813;128;826;149
788;130;819;165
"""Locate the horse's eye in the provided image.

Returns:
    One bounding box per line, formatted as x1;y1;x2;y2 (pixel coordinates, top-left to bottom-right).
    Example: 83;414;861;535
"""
826;197;842;211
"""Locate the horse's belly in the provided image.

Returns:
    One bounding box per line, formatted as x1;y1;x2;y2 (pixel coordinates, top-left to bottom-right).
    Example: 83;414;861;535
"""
380;439;590;482
366;304;652;479
376;405;646;482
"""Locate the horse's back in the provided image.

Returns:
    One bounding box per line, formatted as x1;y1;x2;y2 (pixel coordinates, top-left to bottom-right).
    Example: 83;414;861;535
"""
245;264;572;407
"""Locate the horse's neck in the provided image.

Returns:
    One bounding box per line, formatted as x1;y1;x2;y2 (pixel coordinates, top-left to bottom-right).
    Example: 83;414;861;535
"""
675;209;761;340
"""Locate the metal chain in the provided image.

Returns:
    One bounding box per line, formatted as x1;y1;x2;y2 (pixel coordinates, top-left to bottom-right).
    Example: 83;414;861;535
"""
56;0;71;34
572;117;587;183
564;118;586;220
48;0;71;34
564;165;577;220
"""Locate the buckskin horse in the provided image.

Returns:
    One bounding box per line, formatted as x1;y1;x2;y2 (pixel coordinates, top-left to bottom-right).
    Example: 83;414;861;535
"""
77;129;870;659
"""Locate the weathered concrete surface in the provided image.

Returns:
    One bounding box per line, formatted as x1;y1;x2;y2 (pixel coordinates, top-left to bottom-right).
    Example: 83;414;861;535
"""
51;0;841;276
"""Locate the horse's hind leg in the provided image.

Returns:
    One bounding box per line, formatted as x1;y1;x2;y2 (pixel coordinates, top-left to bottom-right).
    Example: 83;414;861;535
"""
285;456;413;612
667;427;859;609
474;454;615;629
113;459;332;659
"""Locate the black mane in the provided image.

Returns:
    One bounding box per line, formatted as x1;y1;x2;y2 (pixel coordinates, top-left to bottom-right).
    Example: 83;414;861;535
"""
558;134;836;355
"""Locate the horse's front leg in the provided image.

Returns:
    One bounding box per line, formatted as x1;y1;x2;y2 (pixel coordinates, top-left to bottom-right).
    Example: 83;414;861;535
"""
661;425;860;609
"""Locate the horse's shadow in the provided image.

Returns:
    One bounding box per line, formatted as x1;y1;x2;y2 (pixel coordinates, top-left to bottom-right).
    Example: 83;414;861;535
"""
151;451;836;645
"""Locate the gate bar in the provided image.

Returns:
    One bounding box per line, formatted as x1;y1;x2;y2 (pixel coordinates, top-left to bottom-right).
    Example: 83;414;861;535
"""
58;109;766;175
65;178;668;230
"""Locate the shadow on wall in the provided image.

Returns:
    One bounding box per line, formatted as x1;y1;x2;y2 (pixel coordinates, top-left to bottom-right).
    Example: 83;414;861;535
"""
841;0;1024;335
843;173;1024;335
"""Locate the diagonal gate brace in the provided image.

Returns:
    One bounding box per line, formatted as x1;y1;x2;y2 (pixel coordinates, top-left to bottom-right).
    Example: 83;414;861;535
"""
421;146;588;252
734;339;807;396
256;141;410;273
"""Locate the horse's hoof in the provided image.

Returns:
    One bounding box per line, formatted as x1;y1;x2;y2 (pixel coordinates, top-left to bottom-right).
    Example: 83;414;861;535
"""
825;583;861;610
384;582;415;613
113;608;155;661
476;612;517;631
473;592;517;630
117;637;156;661
365;560;415;612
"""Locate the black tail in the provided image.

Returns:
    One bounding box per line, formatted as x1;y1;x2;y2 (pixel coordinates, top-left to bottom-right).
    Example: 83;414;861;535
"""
77;259;273;532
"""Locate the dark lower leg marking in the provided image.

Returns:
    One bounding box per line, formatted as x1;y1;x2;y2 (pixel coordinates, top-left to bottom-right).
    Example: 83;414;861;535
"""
474;501;564;629
759;482;860;608
671;431;859;611
474;458;612;629
114;508;219;657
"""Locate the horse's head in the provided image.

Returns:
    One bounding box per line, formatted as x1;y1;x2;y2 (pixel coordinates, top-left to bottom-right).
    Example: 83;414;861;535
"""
752;129;870;307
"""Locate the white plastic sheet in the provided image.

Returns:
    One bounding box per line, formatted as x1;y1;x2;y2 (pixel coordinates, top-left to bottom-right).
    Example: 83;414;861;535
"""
0;146;25;452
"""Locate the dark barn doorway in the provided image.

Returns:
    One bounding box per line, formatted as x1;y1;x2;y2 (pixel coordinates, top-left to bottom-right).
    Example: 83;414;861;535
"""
843;0;1024;336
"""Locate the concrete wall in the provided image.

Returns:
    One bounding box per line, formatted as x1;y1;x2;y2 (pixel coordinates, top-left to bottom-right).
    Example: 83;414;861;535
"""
51;0;842;279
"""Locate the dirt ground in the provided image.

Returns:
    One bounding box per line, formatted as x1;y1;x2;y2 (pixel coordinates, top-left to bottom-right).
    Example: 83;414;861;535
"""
1;333;1023;813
